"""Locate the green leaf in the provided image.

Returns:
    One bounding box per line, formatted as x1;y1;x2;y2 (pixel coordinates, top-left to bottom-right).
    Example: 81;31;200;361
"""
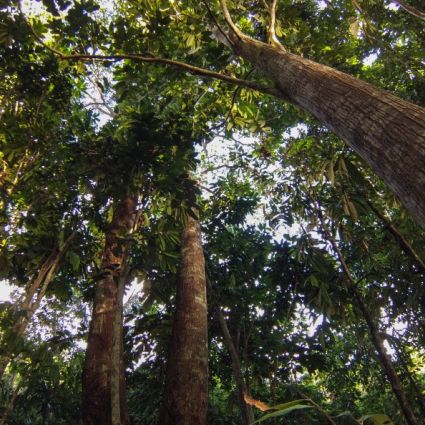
360;414;394;425
253;405;313;423
67;251;80;271
267;399;309;411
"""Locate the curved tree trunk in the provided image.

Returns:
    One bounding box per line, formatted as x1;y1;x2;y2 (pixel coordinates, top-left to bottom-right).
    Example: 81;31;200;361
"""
226;33;425;229
82;196;137;425
160;216;208;425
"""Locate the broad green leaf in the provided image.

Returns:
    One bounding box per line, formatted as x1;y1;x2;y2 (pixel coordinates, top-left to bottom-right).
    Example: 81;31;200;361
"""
267;399;309;411
360;414;394;425
253;405;313;423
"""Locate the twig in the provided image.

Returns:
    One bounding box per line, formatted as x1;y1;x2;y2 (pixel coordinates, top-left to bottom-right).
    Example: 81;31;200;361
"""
201;0;234;47
210;68;255;131
86;73;117;117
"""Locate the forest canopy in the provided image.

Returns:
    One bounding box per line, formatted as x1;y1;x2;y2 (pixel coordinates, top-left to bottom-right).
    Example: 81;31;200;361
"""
0;0;425;424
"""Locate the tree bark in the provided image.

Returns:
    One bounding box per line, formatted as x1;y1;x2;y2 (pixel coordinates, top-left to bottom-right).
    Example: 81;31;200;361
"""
160;216;208;425
111;252;131;425
227;33;425;229
217;308;254;425
0;231;76;380
82;196;137;425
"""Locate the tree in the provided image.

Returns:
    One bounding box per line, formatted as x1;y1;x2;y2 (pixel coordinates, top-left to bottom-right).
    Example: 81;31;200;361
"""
0;231;76;380
160;214;208;425
14;0;425;228
82;196;137;425
2;1;425;424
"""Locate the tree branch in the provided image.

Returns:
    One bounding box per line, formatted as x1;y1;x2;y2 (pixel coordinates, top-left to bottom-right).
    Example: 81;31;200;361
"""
366;200;425;274
201;0;234;47
393;0;425;20
18;5;281;98
219;0;245;39
263;0;285;50
19;0;285;97
70;53;281;96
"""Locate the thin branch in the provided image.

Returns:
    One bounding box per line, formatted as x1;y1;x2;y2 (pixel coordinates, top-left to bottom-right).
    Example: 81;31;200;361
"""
311;197;419;425
295;391;337;425
219;0;245;39
86;73;117;117
201;0;234;47
263;0;285;50
210;68;255;131
19;0;284;97
22;32;280;97
71;54;281;95
199;163;237;175
393;0;425;20
366;200;425;274
351;0;363;13
84;102;116;117
17;0;65;58
268;0;278;44
197;183;215;194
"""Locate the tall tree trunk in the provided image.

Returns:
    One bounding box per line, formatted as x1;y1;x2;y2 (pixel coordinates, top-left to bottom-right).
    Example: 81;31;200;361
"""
160;216;208;425
217;308;254;425
224;31;425;229
0;231;76;380
111;252;131;425
82;196;137;425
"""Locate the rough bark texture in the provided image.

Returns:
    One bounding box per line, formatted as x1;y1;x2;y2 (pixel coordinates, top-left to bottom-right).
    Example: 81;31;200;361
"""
111;254;131;425
160;216;208;425
217;309;254;425
230;35;425;229
82;197;137;425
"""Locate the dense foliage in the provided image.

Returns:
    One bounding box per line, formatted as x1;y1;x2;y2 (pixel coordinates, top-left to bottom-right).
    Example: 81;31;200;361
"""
0;0;424;424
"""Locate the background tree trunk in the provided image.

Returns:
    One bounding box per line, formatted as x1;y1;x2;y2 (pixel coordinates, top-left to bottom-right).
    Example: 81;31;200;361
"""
217;308;254;425
228;34;425;229
111;252;131;425
316;204;419;425
160;216;208;425
0;231;76;380
82;196;137;425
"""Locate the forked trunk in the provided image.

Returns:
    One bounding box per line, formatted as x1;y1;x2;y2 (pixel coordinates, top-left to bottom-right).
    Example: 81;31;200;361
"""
229;34;425;229
160;216;208;425
82;196;137;425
